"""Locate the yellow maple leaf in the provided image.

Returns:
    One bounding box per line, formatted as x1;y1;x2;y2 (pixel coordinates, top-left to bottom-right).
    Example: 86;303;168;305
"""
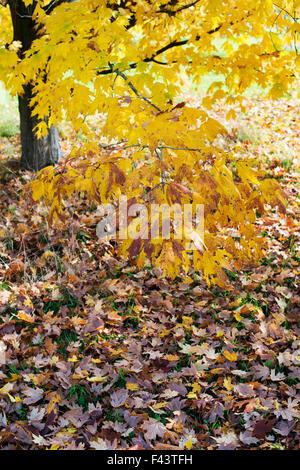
0;383;14;395
67;355;78;362
234;311;242;322
152;402;167;410
5;373;19;383
185;439;193;450
126;383;139;391
87;376;107;383
18;312;34;323
165;354;180;361
224;377;233;392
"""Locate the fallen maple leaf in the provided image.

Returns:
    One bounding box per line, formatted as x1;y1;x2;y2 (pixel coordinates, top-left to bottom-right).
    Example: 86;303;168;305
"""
0;383;14;395
110;389;129;407
141;418;166;440
23;387;44;405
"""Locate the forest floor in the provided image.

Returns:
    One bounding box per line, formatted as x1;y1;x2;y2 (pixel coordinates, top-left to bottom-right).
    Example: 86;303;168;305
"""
0;92;299;450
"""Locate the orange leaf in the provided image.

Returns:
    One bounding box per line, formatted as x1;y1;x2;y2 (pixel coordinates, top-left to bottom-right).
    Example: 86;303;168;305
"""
223;350;237;362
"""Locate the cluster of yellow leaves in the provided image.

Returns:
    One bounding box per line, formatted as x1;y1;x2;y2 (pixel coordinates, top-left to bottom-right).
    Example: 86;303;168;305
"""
0;5;17;81
2;0;299;132
30;137;286;286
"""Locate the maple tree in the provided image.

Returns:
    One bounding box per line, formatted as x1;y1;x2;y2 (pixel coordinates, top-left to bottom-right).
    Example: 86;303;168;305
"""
0;0;299;286
0;53;299;450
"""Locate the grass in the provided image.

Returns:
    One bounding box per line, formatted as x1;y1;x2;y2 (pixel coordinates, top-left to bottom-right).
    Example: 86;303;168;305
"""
0;83;19;138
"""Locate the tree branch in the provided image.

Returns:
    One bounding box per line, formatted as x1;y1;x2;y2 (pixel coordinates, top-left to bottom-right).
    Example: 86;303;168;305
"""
43;0;76;15
96;23;223;78
273;2;300;21
113;68;162;112
157;0;202;16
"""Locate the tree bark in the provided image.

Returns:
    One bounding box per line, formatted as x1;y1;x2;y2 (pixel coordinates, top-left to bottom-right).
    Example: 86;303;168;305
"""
18;84;62;171
8;0;62;171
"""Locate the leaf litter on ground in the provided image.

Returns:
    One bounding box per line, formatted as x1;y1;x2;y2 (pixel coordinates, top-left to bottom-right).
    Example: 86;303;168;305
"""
0;93;299;450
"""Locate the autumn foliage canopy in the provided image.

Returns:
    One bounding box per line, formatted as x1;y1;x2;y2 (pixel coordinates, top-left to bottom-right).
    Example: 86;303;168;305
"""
0;0;299;286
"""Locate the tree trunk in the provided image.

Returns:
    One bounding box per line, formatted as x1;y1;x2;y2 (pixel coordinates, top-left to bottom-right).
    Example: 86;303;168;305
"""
18;84;62;171
8;0;62;171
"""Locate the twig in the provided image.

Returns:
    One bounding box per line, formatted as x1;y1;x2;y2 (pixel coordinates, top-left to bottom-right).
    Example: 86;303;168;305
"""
113;69;162;112
269;8;283;52
157;0;201;16
273;2;300;21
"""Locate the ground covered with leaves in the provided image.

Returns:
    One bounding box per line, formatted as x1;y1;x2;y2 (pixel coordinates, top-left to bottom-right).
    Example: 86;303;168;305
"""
0;94;299;450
